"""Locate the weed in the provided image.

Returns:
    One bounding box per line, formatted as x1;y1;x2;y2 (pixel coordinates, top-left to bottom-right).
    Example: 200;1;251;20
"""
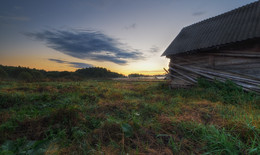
0;80;259;154
0;138;50;154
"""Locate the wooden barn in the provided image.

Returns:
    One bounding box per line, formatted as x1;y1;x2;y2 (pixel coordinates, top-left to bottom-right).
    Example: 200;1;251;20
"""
162;1;260;93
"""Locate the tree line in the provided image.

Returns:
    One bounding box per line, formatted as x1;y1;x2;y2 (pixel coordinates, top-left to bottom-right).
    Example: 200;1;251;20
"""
128;73;150;77
0;65;125;82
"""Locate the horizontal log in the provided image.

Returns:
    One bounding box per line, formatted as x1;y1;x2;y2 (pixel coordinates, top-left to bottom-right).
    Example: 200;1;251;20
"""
189;66;260;85
211;53;260;58
169;67;197;83
170;63;260;93
168;72;193;84
219;50;260;54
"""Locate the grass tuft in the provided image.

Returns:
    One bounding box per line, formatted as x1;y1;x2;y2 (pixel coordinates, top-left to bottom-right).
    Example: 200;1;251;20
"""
0;80;259;154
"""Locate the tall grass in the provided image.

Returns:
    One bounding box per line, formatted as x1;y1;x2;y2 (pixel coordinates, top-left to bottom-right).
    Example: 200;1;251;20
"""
0;80;259;154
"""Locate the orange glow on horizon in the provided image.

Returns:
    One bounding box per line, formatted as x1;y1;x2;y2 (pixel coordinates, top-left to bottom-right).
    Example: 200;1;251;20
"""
0;55;168;76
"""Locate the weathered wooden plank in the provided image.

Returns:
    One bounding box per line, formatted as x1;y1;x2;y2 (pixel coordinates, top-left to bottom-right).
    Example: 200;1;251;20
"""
168;73;193;84
211;53;260;58
170;63;260;93
168;47;260;93
217;50;260;54
191;67;260;85
169;67;197;83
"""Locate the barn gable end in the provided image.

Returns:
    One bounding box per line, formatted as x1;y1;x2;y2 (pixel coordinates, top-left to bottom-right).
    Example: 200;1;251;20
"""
163;1;260;93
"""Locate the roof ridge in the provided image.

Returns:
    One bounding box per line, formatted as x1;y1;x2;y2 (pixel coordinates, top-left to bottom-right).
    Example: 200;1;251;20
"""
162;0;260;56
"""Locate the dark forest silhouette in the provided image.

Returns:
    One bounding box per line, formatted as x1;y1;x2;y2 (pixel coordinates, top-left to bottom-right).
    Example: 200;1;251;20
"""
0;65;125;82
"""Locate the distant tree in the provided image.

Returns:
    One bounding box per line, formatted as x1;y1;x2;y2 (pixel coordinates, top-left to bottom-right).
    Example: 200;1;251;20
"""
128;73;149;78
0;65;125;81
0;67;8;79
18;72;33;82
76;67;125;78
59;71;73;78
31;70;44;80
45;71;61;79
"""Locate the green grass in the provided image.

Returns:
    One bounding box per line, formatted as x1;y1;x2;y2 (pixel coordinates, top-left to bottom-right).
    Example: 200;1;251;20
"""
0;79;259;154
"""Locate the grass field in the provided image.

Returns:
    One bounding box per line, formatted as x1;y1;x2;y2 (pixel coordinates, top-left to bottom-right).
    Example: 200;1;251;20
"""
0;79;259;154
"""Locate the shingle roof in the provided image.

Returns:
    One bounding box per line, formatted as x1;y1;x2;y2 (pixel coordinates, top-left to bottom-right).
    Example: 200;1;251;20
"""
162;0;260;56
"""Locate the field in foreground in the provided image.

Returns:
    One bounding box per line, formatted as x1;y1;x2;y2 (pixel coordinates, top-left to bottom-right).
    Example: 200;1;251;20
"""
0;79;259;154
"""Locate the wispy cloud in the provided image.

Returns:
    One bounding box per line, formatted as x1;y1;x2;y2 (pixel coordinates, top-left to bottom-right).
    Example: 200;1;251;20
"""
69;62;93;68
26;29;143;65
0;15;30;21
192;11;206;16
149;46;160;53
124;23;136;30
49;58;93;68
49;59;66;64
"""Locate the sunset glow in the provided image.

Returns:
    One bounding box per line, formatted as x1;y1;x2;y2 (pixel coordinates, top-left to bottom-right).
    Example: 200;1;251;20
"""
0;0;256;75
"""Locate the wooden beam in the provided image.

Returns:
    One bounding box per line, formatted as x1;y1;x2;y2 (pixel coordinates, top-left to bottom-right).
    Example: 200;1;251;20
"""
170;63;260;93
169;67;197;83
211;53;260;58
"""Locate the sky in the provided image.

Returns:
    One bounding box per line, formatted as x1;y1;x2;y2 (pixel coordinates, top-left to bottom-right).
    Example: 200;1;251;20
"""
0;0;257;75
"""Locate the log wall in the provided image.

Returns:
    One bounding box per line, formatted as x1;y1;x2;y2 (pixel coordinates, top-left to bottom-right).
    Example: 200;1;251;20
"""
168;46;260;93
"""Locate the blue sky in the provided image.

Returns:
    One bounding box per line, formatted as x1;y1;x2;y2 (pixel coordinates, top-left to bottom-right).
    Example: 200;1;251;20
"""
0;0;257;74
